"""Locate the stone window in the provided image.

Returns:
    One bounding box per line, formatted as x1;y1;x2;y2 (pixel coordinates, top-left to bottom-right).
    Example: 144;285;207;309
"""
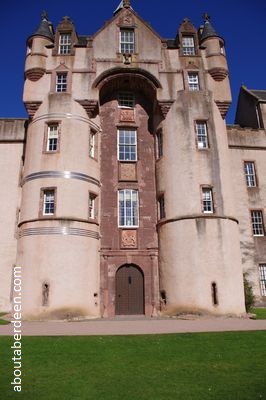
259;264;266;296
158;195;165;219
118;92;135;108
188;72;199;91
196;121;208;149
182;36;195;55
202;187;214;213
120;29;135;54
89;129;97;158
89;193;97;219
41;188;56;216
251;210;264;236
56;72;68;92
156;129;163;159
46;124;59;152
211;282;218;305
59;33;71;55
118;189;139;227
244;161;257;187
118;128;137;161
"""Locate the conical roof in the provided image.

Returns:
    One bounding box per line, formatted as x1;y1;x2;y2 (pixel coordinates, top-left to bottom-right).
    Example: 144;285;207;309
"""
29;11;54;41
200;14;220;42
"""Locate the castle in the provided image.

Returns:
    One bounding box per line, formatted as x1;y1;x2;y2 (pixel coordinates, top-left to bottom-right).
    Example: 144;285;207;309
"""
1;0;265;319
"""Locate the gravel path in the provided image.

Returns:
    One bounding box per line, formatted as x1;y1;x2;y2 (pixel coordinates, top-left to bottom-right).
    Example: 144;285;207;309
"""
1;316;266;336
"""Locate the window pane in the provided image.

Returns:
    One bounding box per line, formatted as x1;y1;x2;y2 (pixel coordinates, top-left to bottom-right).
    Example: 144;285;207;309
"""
43;190;55;215
118;92;135;108
56;73;67;92
202;188;213;213
196;122;208;149
259;265;266;296
47;125;58;151
118;189;139;227
120;29;134;53
59;34;71;55
251;210;264;236
182;36;195;55
244;162;256;187
188;73;199;91
118;129;137;161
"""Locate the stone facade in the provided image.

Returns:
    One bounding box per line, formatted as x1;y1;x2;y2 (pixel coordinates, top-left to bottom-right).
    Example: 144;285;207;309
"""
0;3;265;319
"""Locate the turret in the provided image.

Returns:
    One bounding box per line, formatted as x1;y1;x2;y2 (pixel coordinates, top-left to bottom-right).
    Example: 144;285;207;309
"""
25;12;54;82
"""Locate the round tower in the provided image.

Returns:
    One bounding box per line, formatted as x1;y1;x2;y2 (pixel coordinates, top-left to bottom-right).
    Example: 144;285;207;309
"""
19;14;101;319
156;16;245;316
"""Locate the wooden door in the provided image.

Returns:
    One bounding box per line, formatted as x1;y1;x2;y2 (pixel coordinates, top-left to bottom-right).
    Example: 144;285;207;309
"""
116;265;144;315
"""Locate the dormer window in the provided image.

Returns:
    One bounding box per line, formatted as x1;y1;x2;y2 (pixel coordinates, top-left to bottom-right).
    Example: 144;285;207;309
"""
120;29;134;54
56;72;67;92
182;36;195;55
59;33;71;55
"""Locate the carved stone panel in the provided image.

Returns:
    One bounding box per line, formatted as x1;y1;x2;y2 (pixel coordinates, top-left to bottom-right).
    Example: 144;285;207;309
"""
120;109;135;122
120;229;137;249
119;162;137;181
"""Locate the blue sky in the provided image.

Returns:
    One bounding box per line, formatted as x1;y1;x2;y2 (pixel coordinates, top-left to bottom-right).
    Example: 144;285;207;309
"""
1;0;265;123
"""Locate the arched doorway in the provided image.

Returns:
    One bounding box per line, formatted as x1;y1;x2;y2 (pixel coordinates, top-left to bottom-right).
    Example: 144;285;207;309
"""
115;264;144;315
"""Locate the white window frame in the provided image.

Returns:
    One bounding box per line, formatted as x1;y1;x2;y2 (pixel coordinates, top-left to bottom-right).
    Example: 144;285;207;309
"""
43;190;55;215
259;264;266;296
196;121;208;149
89;130;96;158
118;128;137;161
244;161;257;187
47;124;59;152
89;193;96;219
182;36;195;55
251;210;264;236
56;73;67;92
59;33;71;55
188;72;199;91
118;92;135;108
118;189;139;227
120;29;135;54
202;187;214;214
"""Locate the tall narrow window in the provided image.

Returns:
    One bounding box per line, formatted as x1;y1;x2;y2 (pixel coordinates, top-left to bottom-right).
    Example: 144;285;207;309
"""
259;264;266;296
89;130;97;158
89;193;97;219
47;124;59;152
182;36;195;55
158;195;165;219
118;129;137;161
118;189;139;227
211;282;218;305
120;29;134;54
188;72;199;91
251;210;264;236
118;92;135;108
156;129;163;159
56;73;67;92
244;162;257;187
196;121;208;149
202;188;214;213
43;189;55;215
59;33;71;55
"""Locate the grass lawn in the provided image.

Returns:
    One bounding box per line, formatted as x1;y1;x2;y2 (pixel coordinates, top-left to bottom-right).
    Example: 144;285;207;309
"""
0;332;266;400
252;307;266;320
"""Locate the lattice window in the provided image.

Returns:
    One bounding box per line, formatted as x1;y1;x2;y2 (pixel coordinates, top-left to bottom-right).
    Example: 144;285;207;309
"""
47;125;59;152
196;121;208;149
120;29;134;54
59;33;71;55
56;73;67;92
202;188;214;213
118;92;135;108
244;162;257;187
188;72;199;91
182;36;195;55
43;190;55;215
